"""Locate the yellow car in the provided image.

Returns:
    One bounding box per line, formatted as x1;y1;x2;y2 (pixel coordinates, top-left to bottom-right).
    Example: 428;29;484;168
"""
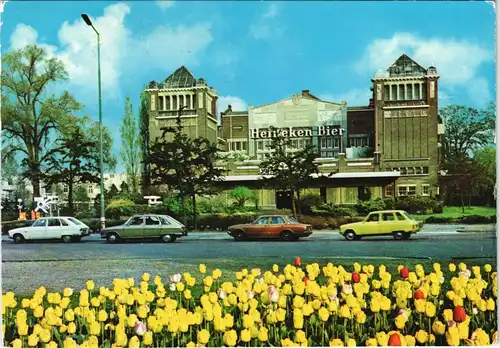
339;210;421;241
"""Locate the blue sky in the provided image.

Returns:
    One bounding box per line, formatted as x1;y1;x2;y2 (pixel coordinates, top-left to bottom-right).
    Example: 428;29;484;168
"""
2;1;496;173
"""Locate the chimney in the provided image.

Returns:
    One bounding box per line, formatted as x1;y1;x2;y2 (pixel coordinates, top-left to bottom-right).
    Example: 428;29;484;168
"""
302;90;310;96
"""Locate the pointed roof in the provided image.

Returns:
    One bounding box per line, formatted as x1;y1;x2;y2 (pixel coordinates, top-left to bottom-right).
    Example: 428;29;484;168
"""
387;54;427;77
163;66;197;88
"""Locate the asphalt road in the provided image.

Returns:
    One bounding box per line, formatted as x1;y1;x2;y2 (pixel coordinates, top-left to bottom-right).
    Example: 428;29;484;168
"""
2;226;497;262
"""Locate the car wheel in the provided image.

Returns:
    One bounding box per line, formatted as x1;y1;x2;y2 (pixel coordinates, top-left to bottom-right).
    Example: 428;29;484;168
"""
13;234;24;244
344;230;356;241
393;231;405;240
161;234;176;243
280;231;294;241
234;230;247;241
107;233;119;243
62;235;73;243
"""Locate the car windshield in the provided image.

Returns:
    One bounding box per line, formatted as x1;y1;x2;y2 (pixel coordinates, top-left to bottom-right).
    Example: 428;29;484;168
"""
286;216;298;223
67;217;83;225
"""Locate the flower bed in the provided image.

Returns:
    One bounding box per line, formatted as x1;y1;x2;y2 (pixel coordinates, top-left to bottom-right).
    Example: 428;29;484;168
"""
2;260;497;347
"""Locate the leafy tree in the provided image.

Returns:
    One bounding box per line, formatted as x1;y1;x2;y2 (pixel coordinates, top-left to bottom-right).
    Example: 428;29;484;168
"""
120;181;130;195
145;106;225;229
259;128;323;218
120;96;142;194
1;45;82;198
440;104;495;161
108;184;120;200
80;118;117;171
443;154;493;211
42;126;100;214
139;87;151;193
73;185;90;213
1;149;19;182
229;186;257;208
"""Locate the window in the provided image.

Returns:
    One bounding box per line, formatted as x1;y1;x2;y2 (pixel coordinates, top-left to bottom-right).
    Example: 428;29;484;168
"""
192;94;196;109
48;219;60;227
422;185;430;196
406;84;413;100
384;185;394;197
270;217;285;225
242;142;247;151
414;84;420;99
60;219;69;226
33;219;47;227
172;96;178;110
179;95;184;107
88;186;94;194
415;167;422;175
63;185;68;193
384;85;390;101
257;141;264;151
166;96;171;110
423;167;429;174
367;213;380;222
186;95;191;108
145;216;161;225
391;85;397;101
160;216;171;225
128;216;144;226
395;212;406;221
382;213;396;221
398;85;404;100
398;185;417;197
253;217;268;225
67;217;83;225
406;167;415;175
159;96;164;110
348;136;369;147
286;216;298;224
320;187;327;202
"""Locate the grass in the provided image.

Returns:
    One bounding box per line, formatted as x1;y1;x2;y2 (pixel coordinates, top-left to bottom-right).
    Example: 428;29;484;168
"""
412;206;497;221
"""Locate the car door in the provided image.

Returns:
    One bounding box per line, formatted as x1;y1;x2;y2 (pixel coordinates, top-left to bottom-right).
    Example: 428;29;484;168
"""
381;212;398;234
395;212;412;231
46;218;63;239
27;218;48;240
361;213;381;235
268;216;286;238
123;216;145;239
246;217;269;238
160;216;181;235
143;216;162;238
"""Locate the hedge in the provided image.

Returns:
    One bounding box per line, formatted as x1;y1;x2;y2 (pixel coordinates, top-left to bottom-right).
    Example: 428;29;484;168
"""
424;215;496;224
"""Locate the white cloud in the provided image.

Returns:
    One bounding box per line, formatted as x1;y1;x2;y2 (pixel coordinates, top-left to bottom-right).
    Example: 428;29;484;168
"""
218;95;247;113
249;3;284;40
319;88;372;107
354;32;493;103
156;0;175;10
9;3;213;99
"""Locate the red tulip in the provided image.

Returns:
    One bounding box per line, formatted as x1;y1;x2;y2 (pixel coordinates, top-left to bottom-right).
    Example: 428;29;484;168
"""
453;305;467;322
414;289;425;300
294;256;302;267
303;277;308;284
351;272;361;283
388;333;402;346
399;266;409;279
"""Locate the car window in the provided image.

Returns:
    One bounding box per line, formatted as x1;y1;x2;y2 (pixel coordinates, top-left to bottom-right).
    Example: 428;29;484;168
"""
145;216;161;226
128;217;144;226
286;216;298;224
367;213;380;222
32;219;47;227
160;216;171;225
270;217;285;224
403;212;414;220
254;217;268;225
60;219;69;226
48;218;61;227
382;213;396;221
395;212;406;221
67;217;83;225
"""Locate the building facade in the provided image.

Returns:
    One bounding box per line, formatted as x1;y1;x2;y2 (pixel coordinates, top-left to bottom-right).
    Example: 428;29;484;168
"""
145;54;444;208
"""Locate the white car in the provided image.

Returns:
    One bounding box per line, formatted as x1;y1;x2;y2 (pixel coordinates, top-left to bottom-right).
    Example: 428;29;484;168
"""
8;217;91;243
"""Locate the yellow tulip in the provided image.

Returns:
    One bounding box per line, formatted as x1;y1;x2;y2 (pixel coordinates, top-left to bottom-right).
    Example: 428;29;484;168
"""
375;332;388;346
63;337;78;348
223;330;238;347
197;329;210;345
329;338;344;346
340;304;351;318
449;263;457;272
485;264;492;273
241;329;251;342
273;264;279;272
39;328;51;343
199;264;207;274
98;309;108;322
446;326;460;346
365;338;378;346
28;334;39;347
395;314;406;329
11;339;23;348
129;335;140;348
17;323;28;336
355;310;366;324
432;320;446;335
425;302;436;317
405;335;416;346
86;280;95;291
415;329;428;344
414;299;426;313
370;299;381;313
258;326;269;342
346;338;356;347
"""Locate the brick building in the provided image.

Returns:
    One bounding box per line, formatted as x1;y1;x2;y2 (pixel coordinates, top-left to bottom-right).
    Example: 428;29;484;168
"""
145;54;444;208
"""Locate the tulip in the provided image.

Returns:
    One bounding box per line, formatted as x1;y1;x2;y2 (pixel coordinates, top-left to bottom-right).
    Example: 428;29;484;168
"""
399;266;409;279
453;305;467;322
388;333;401;346
294;256;302;267
414;289;425;300
352;272;361;283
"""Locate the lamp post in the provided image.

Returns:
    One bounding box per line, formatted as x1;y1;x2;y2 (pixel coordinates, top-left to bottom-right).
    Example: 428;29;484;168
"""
81;13;106;230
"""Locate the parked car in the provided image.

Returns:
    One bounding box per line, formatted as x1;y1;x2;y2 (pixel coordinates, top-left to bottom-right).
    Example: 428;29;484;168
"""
100;214;187;243
8;217;91;243
339;210;421;241
228;215;313;241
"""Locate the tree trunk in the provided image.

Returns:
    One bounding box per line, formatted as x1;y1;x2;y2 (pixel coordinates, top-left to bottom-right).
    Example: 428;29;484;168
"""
461;193;465;214
296;189;302;216
180;195;188;229
68;182;74;215
291;192;297;219
32;176;41;201
192;193;197;231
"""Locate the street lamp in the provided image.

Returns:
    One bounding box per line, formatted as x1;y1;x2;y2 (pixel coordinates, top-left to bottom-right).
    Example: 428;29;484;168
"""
81;13;106;230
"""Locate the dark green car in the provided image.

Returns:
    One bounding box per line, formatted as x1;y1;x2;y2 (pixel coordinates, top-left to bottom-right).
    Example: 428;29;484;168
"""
101;214;187;243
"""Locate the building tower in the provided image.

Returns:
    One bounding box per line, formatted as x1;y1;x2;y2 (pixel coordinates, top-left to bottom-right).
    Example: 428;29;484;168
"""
371;54;443;198
146;66;219;144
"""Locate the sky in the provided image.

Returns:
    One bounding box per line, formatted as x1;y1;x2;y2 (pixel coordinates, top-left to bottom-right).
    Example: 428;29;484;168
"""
1;0;496;173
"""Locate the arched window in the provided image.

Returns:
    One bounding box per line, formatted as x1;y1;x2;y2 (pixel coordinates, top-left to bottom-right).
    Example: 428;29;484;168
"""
172;96;178;110
166;96;171;110
186;95;191;109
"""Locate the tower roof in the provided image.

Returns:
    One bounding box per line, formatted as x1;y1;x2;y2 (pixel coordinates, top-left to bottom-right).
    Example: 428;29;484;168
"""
163;66;197;88
387;54;427;77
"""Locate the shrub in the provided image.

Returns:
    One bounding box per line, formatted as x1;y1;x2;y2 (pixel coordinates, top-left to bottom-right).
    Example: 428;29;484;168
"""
458;215;494;224
395;196;440;214
425;216;456;224
298;194;324;214
105;199;136;219
355;198;386;215
228;187;257;208
382;197;395;210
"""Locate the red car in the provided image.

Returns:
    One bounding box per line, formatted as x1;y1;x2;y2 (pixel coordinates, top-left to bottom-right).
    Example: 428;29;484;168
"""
228;215;313;241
